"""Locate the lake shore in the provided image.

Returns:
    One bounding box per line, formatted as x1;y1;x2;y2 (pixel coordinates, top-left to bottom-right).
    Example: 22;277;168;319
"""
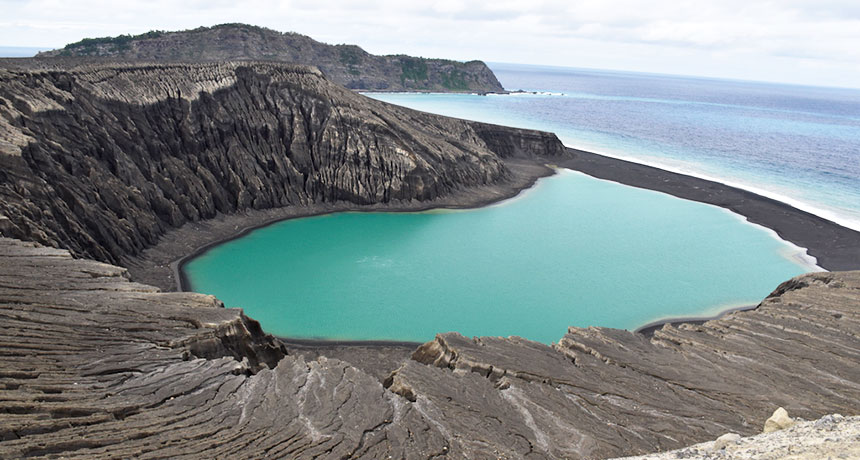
558;148;860;271
125;158;555;292
633;304;758;337
126;147;860;355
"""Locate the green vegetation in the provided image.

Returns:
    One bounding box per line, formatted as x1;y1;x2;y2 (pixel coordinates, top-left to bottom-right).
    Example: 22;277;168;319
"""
48;24;498;92
400;57;428;84
338;45;363;66
338;46;364;76
206;24;283;41
63;30;165;54
441;69;470;91
60;24;282;56
208;23;271;33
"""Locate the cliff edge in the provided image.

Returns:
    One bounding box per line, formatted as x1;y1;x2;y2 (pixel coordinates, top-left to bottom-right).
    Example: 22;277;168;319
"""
0;237;857;459
0;56;856;460
0;60;563;265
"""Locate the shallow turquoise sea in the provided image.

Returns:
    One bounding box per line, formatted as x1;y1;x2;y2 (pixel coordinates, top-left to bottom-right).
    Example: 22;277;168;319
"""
185;171;813;344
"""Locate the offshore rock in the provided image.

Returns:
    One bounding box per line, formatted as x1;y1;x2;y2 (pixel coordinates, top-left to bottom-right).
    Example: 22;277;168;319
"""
0;237;857;459
36;23;506;93
0;60;564;265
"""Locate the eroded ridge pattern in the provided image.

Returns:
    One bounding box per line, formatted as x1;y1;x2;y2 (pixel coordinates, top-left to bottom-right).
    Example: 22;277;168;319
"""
0;236;857;459
0;60;565;265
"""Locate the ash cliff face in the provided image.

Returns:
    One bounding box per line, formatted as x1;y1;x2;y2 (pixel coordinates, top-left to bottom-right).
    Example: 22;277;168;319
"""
0;56;856;460
0;60;563;264
0;237;857;459
36;24;506;93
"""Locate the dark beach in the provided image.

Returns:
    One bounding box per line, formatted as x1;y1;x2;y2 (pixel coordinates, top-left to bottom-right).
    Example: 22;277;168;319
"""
559;148;860;272
126;146;860;367
136;147;860;291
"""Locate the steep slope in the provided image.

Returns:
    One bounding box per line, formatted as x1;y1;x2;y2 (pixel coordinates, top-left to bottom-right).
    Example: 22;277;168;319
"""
36;24;506;93
1;46;856;460
0;237;857;459
0;60;564;264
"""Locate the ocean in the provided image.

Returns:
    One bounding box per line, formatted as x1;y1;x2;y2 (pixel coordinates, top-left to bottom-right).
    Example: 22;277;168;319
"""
369;63;860;231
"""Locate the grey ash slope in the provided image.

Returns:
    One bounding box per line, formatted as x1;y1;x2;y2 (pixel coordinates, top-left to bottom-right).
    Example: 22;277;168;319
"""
0;57;857;460
36;24;505;93
0;60;562;265
0;237;857;459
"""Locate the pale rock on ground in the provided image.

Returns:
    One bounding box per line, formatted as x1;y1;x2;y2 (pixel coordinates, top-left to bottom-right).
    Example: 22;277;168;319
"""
765;407;797;433
712;433;741;451
1;236;858;459
612;414;860;460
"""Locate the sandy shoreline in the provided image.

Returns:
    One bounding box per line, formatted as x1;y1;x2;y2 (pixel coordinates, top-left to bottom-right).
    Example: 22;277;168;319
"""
559;148;860;271
126;148;860;350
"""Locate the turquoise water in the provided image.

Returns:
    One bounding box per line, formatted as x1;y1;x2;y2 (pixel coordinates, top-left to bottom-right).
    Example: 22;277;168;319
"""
367;63;860;231
185;171;813;344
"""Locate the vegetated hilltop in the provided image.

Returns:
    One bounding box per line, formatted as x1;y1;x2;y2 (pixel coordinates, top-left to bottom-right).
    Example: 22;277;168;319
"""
36;24;506;93
0;60;562;265
613;414;859;460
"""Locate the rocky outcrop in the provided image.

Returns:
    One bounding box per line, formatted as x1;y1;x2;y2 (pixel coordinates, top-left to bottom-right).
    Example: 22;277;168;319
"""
1;49;856;460
612;414;859;460
0;60;564;265
763;407;795;433
473;121;567;159
36;24;506;93
0;237;857;459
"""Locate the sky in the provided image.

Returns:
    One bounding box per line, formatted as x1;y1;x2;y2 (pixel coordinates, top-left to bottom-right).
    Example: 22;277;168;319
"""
2;0;859;88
